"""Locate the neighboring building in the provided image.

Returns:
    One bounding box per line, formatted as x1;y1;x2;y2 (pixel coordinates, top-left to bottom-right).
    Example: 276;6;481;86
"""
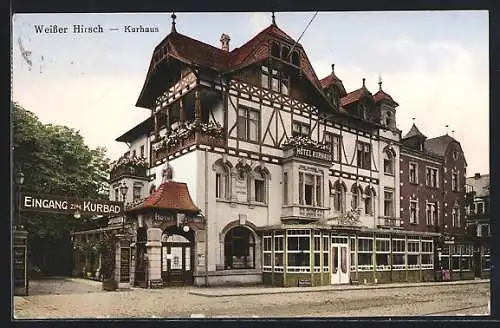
465;173;490;278
400;123;473;281
72;14;474;287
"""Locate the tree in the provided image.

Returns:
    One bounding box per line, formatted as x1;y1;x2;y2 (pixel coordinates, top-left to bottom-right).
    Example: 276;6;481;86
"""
12;102;111;275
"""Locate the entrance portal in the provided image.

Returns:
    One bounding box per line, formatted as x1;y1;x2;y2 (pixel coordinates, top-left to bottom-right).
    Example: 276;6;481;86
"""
161;229;194;286
331;244;349;284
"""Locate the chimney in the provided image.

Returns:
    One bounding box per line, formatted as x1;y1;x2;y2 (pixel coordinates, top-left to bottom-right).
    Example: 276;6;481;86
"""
220;33;230;52
474;173;481;179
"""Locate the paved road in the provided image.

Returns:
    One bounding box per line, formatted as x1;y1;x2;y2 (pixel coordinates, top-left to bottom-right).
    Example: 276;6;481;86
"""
13;278;490;319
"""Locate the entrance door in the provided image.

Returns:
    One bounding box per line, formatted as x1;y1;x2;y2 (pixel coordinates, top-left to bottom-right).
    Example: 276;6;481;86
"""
161;234;193;286
331;244;349;284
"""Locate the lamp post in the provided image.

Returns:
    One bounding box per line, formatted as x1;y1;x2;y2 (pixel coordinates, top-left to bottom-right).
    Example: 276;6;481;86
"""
15;170;25;229
119;182;128;233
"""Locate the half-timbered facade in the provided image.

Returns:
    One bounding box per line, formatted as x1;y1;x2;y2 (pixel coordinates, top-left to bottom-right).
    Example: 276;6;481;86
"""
92;14;461;287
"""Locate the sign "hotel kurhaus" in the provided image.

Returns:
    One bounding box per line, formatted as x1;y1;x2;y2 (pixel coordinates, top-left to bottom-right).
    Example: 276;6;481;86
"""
20;193;124;215
295;147;332;162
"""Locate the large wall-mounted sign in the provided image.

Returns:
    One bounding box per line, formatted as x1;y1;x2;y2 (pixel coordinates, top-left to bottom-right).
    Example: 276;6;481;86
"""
20;193;124;215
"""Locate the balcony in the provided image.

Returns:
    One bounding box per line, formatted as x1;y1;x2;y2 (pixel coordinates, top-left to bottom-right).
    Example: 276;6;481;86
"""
109;157;148;182
377;216;404;229
281;205;328;222
151;121;225;163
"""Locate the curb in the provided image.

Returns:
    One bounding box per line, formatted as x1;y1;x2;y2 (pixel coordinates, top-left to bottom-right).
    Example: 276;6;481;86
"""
189;279;490;297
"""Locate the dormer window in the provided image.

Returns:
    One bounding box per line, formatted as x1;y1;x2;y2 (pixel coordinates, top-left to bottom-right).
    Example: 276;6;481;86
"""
261;66;289;95
281;46;290;61
291;51;300;66
271;42;280;57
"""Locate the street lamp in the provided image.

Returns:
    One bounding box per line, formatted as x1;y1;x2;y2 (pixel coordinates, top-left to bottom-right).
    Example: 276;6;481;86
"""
15;170;25;229
119;182;128;232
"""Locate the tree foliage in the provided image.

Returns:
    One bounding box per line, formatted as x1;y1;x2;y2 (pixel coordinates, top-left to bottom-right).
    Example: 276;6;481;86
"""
12;102;111;274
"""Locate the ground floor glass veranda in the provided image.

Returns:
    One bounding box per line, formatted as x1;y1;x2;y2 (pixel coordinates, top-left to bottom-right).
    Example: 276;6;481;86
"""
260;227;439;287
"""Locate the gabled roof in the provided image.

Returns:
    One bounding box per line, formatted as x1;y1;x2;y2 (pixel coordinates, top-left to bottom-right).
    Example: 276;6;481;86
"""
137;23;328;108
340;85;372;107
319;64;347;96
126;181;200;214
116;117;152;143
373;89;399;106
424;134;460;157
402;123;426;140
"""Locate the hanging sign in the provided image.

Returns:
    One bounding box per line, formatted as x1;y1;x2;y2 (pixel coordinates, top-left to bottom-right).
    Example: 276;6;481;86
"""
20;193;124;215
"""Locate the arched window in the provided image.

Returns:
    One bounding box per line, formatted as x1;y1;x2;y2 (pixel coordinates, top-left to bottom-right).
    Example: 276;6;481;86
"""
385;111;392;126
364;186;376;216
224;226;255;269
213;160;231;200
383;149;395;175
271;42;280;58
452;201;460;227
332;181;346;214
351;184;362;210
253;166;270;203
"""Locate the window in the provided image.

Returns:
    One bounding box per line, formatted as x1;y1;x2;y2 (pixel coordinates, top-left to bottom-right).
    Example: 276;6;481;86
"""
133;185;141;201
350;237;356;271
482;246;490;270
238;106;259;142
425;167;439;187
451;171;459;191
384;189;394;217
332;181;346;214
214;161;230;200
313;233;321;273
375;234;391;271
351;185;361;210
409;163;418;184
114;188;119;201
263;235;272;272
325;133;342;162
357;142;371;170
421;239;433;269
261;66;289;95
140;145;145;158
253;168;268;203
407;237;420;270
299;172;322;206
409;200;418;224
426;202;438;225
460;244;473;271
392;238;406;270
274;233;284;272
283;172;288;205
452;204;460;227
287;230;310;272
357;236;373;271
224;227;255;269
364;188;374;216
323;235;329;272
477;202;484;214
292;121;310;138
132;149;136;158
383;151;394;175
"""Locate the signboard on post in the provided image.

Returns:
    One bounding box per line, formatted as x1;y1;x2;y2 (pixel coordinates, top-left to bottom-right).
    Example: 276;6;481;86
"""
20;193;124;216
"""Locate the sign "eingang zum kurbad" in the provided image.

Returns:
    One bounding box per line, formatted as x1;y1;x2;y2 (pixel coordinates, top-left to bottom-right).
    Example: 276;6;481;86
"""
20;193;124;215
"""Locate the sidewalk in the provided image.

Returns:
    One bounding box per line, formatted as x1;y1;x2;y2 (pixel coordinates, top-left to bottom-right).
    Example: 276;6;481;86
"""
189;279;490;297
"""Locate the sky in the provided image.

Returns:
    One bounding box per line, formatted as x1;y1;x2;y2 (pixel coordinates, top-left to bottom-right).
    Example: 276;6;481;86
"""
11;11;489;175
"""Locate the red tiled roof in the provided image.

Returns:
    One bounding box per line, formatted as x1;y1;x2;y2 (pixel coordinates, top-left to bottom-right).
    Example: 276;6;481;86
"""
373;89;399;106
127;181;200;213
340;87;371;107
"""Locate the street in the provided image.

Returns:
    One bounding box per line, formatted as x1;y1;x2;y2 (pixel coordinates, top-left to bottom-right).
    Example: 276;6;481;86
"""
13;278;490;318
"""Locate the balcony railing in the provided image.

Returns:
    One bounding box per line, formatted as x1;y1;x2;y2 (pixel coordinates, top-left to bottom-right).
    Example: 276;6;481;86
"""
110;165;147;182
281;205;327;221
152;131;226;163
377;216;404;229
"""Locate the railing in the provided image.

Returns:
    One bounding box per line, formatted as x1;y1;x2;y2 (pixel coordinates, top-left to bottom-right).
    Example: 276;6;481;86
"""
377;216;403;229
281;205;326;221
152;131;226;163
110;165;147;181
